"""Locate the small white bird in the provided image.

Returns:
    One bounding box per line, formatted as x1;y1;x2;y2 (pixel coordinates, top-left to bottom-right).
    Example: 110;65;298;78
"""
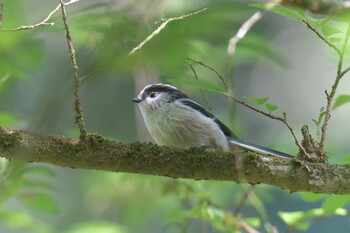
133;83;293;159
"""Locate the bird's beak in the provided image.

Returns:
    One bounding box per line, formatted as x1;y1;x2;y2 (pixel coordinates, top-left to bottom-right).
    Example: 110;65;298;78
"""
132;97;142;103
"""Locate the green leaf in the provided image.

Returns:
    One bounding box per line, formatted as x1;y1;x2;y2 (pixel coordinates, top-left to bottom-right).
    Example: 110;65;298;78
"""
249;3;302;22
18;192;58;214
300;192;325;202
279;208;347;229
332;12;350;22
244;217;261;228
328;37;342;43
0;158;8;175
292;8;305;17
245;96;269;106
278;210;312;230
0;209;52;232
322;26;343;36
0;161;26;204
304;14;319;28
167;78;224;93
340;154;350;164
316;16;331;26
333;95;350;110
0;210;33;229
265;103;278;112
0;112;20;128
322;195;350;215
23;166;55;178
22;180;54;191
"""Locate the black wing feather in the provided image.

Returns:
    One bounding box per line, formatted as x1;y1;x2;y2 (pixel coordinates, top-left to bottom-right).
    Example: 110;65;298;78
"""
180;99;238;138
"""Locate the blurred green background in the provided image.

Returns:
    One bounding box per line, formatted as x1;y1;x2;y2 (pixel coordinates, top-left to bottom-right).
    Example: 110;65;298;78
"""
1;0;350;232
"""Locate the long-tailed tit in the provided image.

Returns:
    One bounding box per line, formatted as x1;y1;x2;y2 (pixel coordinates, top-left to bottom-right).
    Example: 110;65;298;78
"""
133;83;293;159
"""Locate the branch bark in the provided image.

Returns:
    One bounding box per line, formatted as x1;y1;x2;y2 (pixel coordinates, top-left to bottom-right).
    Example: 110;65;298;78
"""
0;128;349;194
281;0;350;14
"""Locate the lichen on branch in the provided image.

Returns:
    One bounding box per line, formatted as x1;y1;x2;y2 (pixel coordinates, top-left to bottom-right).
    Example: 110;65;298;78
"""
0;127;350;195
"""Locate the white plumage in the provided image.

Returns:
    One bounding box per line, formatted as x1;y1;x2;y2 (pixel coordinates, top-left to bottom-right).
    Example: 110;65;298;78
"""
133;83;293;159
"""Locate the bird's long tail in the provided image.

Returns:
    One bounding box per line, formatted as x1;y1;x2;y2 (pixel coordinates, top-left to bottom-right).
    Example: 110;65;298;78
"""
228;137;294;159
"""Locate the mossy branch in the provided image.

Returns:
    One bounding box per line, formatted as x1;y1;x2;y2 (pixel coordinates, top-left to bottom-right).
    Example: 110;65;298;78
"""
59;0;87;140
0;127;350;194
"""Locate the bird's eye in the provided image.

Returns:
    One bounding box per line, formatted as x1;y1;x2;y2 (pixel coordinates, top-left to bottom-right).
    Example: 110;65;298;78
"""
149;92;156;98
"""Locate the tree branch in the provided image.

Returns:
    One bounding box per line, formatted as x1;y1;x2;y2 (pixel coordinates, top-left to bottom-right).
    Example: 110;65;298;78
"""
302;18;341;56
1;0;79;31
225;95;308;157
0;128;350;194
281;0;350;14
128;7;208;56
59;0;87;140
318;22;350;152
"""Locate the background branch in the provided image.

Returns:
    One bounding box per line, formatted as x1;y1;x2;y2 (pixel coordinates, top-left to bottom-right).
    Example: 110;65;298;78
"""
128;7;208;55
227;0;281;55
281;0;350;14
59;0;87;140
184;58;307;157
302;18;341;56
226;94;307;157
318;22;350;152
0;128;349;195
1;0;78;31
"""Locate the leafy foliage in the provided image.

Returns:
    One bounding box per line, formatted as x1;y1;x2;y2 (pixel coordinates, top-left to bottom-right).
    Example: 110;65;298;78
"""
0;160;56;232
0;0;350;233
333;95;350;109
249;3;303;22
244;96;279;113
279;208;347;231
244;96;269;106
168;78;224;93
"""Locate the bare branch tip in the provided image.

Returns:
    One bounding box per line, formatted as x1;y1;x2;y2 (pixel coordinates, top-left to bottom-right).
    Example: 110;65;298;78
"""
128;7;208;56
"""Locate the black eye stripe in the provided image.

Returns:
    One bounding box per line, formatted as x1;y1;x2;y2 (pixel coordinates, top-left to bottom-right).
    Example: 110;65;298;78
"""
145;85;176;94
141;84;188;101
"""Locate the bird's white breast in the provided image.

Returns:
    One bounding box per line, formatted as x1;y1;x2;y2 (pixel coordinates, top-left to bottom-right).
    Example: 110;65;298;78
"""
138;100;229;151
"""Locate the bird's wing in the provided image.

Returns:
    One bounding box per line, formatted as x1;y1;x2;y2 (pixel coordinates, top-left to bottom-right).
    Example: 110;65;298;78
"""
179;99;238;138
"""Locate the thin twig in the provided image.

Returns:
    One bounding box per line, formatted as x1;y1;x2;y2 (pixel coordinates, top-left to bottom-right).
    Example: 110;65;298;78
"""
318;22;350;152
337;23;350;75
2;0;78;31
225;0;307;156
237;218;260;233
226;94;307;156
186;58;228;91
185;59;306;155
340;65;350;77
128;7;208;56
186;60;199;80
59;0;87;140
185;60;211;108
302;18;341;56
203;199;260;233
233;186;255;216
